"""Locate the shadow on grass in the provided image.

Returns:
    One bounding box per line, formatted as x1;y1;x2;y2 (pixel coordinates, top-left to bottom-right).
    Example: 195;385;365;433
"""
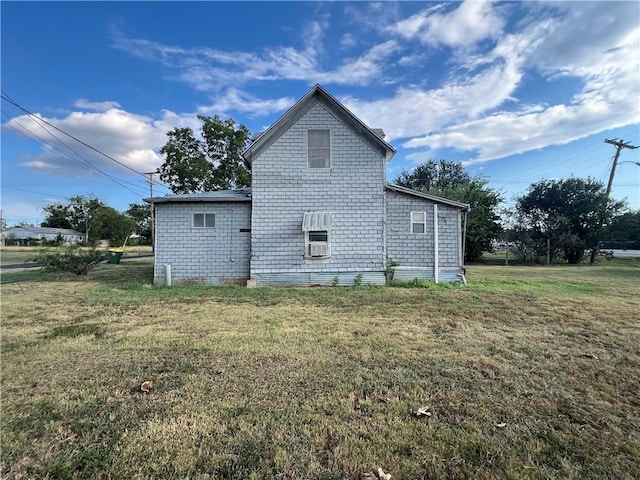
0;268;47;285
1;259;155;289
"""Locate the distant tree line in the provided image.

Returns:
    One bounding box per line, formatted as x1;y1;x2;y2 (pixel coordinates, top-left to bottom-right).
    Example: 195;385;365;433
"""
41;195;151;246
395;160;637;264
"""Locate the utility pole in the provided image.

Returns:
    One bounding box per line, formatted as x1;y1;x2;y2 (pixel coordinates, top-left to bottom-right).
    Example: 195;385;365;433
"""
605;138;638;196
590;138;639;264
145;172;155;252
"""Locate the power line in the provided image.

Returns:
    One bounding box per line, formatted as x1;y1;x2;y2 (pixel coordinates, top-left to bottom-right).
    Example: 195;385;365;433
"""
1;110;147;197
0;185;70;199
1;90;169;191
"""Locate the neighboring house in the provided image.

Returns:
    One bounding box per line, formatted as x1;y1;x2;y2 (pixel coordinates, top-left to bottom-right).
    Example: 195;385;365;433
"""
146;85;470;286
1;226;86;246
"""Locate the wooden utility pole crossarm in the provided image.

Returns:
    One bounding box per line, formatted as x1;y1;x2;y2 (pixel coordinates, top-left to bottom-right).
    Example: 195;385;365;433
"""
604;138;638;197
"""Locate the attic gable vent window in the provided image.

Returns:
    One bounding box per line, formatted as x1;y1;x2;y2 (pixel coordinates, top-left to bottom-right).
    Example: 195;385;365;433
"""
308;129;330;168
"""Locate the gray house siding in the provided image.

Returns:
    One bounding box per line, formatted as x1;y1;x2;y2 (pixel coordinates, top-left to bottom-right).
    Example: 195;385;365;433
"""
250;102;387;286
386;189;464;283
153;202;251;285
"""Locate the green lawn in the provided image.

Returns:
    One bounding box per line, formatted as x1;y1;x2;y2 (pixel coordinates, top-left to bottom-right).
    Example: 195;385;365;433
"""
1;259;638;479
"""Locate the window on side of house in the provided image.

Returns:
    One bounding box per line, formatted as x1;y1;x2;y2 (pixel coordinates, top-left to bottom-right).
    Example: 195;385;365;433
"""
306;230;330;258
193;213;215;228
411;211;426;234
308;129;330;168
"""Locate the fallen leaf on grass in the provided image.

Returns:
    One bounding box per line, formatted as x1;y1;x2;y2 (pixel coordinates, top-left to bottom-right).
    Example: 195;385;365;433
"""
359;467;392;480
360;473;377;480
140;380;155;393
416;406;432;417
378;467;392;480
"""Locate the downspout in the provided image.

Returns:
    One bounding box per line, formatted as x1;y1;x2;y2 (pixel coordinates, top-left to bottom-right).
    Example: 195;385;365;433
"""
457;210;469;286
382;186;387;277
462;210;468;266
433;204;439;284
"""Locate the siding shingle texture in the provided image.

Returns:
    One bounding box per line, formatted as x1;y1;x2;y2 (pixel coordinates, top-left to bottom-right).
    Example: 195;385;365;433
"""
153;202;251;285
250;102;386;284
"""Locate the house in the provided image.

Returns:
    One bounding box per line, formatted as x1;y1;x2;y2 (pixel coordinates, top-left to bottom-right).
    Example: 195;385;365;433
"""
1;226;86;246
146;85;470;286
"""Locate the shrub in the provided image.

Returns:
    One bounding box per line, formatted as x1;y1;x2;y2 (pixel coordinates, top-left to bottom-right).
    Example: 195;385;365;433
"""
32;246;105;275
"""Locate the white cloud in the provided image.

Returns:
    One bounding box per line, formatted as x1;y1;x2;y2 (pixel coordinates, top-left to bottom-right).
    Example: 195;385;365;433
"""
196;89;295;117
111;26;400;90
389;0;505;48
354;1;639;165
526;1;640;75
343;55;524;141
3;108;174;177
340;33;357;48
74;99;121;112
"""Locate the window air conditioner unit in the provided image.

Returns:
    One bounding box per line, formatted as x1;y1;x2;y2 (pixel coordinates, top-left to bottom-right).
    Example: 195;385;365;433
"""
309;242;329;257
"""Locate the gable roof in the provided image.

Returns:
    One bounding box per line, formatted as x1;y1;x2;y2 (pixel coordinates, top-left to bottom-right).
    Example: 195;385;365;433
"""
386;183;471;212
242;84;396;165
145;188;252;204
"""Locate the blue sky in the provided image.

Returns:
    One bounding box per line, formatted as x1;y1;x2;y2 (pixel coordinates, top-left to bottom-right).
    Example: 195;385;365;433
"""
2;1;639;226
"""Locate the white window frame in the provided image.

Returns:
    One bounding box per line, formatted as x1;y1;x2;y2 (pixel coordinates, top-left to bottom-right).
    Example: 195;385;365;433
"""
308;129;331;169
193;213;215;228
305;230;331;258
411;211;426;234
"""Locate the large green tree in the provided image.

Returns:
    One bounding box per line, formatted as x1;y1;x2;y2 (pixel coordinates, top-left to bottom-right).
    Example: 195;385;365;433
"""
125;202;152;245
41;195;135;245
92;206;135;246
515;178;624;264
159;115;251;194
394;160;503;261
42;195;102;241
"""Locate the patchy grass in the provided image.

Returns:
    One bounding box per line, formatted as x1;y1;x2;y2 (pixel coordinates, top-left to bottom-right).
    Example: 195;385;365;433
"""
0;268;47;285
1;260;638;479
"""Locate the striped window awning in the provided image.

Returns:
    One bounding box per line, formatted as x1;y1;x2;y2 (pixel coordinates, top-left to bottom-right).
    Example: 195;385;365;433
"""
302;211;332;231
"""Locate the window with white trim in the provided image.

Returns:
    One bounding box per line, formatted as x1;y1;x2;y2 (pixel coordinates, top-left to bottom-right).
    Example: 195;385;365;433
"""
411;211;426;234
193;213;215;228
308;129;330;168
306;230;331;258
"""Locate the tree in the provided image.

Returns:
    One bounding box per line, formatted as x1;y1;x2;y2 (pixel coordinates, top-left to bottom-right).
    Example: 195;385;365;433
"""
41;195;135;245
395;159;472;193
602;210;640;248
159;115;251;194
41;203;73;229
515;178;624;264
92;206;136;245
125;202;152;245
42;195;102;241
394;160;503;261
